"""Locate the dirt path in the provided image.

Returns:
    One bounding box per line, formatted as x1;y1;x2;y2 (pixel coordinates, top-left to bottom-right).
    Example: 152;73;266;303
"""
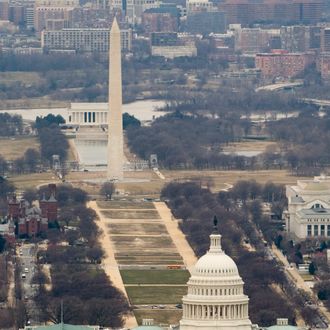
88;201;138;329
154;202;197;271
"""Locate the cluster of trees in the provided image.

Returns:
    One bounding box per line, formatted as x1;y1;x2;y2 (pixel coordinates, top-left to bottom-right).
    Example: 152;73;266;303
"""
0;176;15;199
0;53;101;72
161;181;314;326
0;113;23;136
162;88;310;116
35;115;68;162
127;112;251;169
35;114;65;129
268;112;330;174
34;184;130;326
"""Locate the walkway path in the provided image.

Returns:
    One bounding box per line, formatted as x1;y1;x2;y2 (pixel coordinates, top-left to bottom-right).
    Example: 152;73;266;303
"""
87;201;138;329
272;244;330;325
154;202;197;271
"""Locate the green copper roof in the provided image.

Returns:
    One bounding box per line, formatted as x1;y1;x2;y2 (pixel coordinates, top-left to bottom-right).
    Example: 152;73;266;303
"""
25;324;98;330
133;326;164;330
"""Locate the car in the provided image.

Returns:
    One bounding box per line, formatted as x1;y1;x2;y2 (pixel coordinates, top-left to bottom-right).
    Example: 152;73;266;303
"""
24;267;29;273
21;274;26;279
175;304;182;309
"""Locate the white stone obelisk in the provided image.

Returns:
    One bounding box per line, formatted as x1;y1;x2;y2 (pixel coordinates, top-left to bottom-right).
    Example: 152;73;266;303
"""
107;17;124;181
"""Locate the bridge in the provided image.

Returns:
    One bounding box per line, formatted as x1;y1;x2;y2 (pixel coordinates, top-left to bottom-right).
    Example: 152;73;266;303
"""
301;98;330;108
255;80;304;92
256;81;330;109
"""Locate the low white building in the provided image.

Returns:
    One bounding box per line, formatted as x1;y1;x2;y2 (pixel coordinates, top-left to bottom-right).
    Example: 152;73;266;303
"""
284;176;330;239
151;45;197;59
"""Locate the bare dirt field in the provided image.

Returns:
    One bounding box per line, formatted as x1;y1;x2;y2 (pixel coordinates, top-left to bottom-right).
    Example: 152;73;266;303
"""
0;136;40;160
162;170;309;192
68;169;308;197
222;140;278;153
9;172;60;190
0;72;44;85
0;96;68;110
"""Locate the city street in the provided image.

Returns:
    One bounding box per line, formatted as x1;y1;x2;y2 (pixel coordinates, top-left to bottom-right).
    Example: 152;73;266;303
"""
17;243;39;325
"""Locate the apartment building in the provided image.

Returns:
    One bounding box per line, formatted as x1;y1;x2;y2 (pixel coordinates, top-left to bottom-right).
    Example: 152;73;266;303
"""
41;28;132;52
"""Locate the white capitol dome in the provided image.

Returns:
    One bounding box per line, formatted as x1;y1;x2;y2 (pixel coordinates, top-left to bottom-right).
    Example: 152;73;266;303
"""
180;224;252;330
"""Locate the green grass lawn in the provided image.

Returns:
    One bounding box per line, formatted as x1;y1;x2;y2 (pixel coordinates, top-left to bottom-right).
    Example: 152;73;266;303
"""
126;286;187;305
112;235;175;249
97;201;155;209
121;270;190;285
134;310;182;325
109;223;168;235
101;210;160;219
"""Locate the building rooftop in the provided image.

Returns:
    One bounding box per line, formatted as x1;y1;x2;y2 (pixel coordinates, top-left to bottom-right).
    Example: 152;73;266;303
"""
22;324;99;330
298;208;330;219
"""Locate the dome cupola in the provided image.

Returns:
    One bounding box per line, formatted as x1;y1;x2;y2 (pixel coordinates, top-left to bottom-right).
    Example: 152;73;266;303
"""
180;216;252;330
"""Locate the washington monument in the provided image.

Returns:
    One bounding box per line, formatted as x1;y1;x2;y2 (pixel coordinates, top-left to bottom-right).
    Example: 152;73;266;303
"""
107;17;124;181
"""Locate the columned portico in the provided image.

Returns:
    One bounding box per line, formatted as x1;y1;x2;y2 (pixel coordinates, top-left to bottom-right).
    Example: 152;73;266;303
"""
68;103;109;126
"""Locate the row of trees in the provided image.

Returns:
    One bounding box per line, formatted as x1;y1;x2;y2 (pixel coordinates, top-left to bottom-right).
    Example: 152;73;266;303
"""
33;184;130;326
268;112;330;171
0;113;23;136
36;115;69;162
127;111;252;169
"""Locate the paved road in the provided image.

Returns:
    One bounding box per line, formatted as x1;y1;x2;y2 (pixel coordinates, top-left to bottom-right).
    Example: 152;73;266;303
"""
18;243;38;325
271;244;329;328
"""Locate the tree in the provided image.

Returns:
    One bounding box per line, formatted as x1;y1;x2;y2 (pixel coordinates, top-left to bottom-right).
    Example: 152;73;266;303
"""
123;113;141;129
24;148;40;172
0;235;6;253
0;178;15;198
0;155;8;175
308;262;316;275
100;182;115;200
23;188;38;206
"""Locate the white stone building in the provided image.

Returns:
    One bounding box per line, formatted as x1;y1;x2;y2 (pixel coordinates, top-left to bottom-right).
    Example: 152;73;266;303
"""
180;230;252;330
284;176;330;239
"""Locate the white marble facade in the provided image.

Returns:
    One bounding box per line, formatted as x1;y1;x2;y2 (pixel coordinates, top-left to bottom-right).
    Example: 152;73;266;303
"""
285;176;330;239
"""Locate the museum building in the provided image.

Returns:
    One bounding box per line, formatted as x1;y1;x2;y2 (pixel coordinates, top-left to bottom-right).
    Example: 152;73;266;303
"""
284;176;330;239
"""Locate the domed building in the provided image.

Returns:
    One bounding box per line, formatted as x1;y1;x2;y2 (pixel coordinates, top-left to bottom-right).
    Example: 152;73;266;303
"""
179;224;252;330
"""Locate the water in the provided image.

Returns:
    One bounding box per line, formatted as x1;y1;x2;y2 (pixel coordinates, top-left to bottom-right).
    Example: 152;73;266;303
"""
0;100;167;122
74;139;108;166
222;150;262;157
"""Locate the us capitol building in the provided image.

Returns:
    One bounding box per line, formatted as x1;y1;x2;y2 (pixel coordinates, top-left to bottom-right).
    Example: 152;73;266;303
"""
135;224;303;330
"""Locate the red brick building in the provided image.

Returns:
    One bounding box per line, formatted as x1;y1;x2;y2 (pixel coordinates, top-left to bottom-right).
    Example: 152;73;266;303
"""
255;50;315;79
319;53;330;80
7;184;58;238
17;207;48;237
142;12;178;33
